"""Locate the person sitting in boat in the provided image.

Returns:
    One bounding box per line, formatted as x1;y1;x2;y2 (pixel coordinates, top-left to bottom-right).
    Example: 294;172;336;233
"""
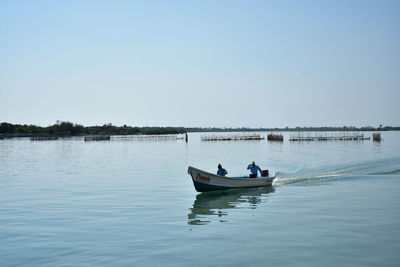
217;164;228;176
247;161;262;178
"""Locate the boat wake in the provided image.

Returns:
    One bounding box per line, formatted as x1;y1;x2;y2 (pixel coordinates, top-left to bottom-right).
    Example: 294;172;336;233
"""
369;169;400;175
273;156;400;186
273;173;347;186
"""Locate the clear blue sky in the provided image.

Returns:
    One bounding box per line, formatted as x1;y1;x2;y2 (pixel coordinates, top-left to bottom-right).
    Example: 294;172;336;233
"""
1;0;399;128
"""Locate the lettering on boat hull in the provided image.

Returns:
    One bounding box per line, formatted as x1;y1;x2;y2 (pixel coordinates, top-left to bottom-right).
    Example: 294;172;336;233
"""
196;173;211;184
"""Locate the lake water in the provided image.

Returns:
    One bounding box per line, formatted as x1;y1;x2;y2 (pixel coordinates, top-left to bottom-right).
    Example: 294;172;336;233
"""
1;132;399;266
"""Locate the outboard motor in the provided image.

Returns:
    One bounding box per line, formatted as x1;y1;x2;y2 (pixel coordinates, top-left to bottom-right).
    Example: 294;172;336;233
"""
261;170;269;177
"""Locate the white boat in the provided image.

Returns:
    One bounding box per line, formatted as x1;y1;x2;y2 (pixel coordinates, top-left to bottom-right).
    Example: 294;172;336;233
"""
187;166;275;192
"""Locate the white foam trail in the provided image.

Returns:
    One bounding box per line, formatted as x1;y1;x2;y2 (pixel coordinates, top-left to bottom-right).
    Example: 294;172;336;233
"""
273;173;347;186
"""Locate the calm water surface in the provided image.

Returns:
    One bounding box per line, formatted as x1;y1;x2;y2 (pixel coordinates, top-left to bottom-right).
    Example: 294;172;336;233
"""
1;132;399;266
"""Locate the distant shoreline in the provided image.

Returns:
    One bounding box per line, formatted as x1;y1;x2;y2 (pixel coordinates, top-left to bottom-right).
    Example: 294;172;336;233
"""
185;126;400;132
0;121;399;138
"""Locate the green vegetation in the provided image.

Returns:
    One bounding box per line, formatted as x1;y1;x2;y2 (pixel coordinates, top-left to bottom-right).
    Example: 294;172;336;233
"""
0;122;186;137
0;122;399;137
183;126;400;132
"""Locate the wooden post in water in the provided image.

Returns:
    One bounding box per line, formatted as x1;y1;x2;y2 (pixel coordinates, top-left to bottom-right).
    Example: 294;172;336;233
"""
373;133;381;142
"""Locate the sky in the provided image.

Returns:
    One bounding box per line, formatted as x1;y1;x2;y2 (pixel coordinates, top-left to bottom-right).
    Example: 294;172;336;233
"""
1;0;399;128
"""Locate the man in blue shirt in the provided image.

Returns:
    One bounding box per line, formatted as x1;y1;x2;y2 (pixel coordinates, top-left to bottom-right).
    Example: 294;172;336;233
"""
247;161;262;178
217;164;228;176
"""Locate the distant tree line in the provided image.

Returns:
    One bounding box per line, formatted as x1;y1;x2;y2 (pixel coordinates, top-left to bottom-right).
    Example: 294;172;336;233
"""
0;122;186;137
184;125;400;132
0;122;398;137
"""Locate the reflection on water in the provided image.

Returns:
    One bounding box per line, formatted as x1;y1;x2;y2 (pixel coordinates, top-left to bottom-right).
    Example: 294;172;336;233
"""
188;187;275;225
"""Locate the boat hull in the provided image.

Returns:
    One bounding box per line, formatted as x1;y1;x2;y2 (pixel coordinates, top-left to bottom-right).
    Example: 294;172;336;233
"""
187;166;275;192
